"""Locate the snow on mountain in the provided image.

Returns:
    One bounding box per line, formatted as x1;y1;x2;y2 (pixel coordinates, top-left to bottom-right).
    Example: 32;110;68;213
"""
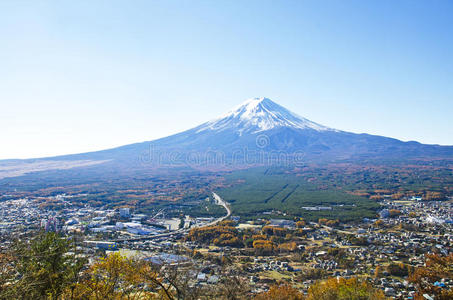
197;97;334;135
4;96;451;170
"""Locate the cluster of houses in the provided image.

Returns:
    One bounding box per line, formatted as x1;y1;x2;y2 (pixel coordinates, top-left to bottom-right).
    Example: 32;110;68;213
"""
1;191;452;298
180;199;452;298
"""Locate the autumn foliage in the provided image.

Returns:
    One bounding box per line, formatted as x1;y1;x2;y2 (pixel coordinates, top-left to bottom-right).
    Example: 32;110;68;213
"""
424;191;445;201
388;209;401;218
278;241;297;252
254;284;304;300
296;220;306;228
255;278;386;300
70;253;163;299
262;226;288;236
306;277;386;300
408;253;453;300
187;224;242;247
253;239;276;255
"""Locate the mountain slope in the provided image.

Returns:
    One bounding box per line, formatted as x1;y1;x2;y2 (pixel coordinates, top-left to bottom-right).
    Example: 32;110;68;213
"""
88;97;451;163
1;97;453;177
196;97;333;134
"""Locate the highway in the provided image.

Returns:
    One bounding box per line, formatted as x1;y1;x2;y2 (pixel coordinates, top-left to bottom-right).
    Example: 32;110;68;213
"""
207;192;231;226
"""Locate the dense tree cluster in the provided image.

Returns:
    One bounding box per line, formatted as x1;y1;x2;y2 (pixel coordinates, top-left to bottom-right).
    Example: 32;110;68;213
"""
408;253;453;300
388;209;402;218
318;219;339;227
295;220;306;228
424;191;446;201
375;263;413;278
187;221;302;254
254;278;386;300
305;277;386;300
0;232;85;300
0;232;247;300
254;284;304;300
262;226;288;236
2;231;452;299
186;222;242;247
252;240;276;255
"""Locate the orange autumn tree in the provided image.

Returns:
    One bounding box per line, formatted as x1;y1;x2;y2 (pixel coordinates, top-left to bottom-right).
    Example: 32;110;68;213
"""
70;252;180;300
253;239;276;255
296;220;306;228
254;284;304;300
408;253;453;300
326;220;339;227
318;218;329;225
388;209;401;218
70;253;149;299
262;226;288;236
187;223;242;247
424;191;445;201
279;242;297;252
306;277;386;300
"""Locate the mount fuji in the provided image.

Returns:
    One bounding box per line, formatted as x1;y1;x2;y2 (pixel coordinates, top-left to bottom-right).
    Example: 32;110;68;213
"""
94;96;451;163
1;97;453;178
197;97;333;134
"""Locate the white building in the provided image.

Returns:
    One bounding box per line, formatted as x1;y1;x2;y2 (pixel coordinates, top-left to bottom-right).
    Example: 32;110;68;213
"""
119;207;130;218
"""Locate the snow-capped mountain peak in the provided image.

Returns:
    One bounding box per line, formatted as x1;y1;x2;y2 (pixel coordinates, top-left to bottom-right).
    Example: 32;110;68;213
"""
197;97;332;134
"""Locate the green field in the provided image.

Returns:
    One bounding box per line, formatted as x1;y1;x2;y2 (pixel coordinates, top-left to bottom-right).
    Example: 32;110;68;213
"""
216;167;381;221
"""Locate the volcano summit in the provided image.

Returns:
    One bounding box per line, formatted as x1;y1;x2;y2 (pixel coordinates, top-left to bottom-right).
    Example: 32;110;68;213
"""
1;97;452;177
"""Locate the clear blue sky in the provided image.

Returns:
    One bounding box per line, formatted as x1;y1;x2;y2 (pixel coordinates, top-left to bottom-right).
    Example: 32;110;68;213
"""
1;0;452;159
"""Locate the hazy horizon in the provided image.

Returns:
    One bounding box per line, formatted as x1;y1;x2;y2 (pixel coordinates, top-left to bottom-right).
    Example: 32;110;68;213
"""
1;1;452;159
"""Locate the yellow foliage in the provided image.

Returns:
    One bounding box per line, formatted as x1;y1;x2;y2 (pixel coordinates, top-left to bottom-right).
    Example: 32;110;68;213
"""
296;220;306;228
409;253;453;299
252;234;267;240
318;218;329;225
262;226;288;236
389;209;401;217
278;242;297;252
70;252;167;299
391;192;404;199
254;284;304;300
373;219;384;227
306;277;386;300
424;191;445;200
